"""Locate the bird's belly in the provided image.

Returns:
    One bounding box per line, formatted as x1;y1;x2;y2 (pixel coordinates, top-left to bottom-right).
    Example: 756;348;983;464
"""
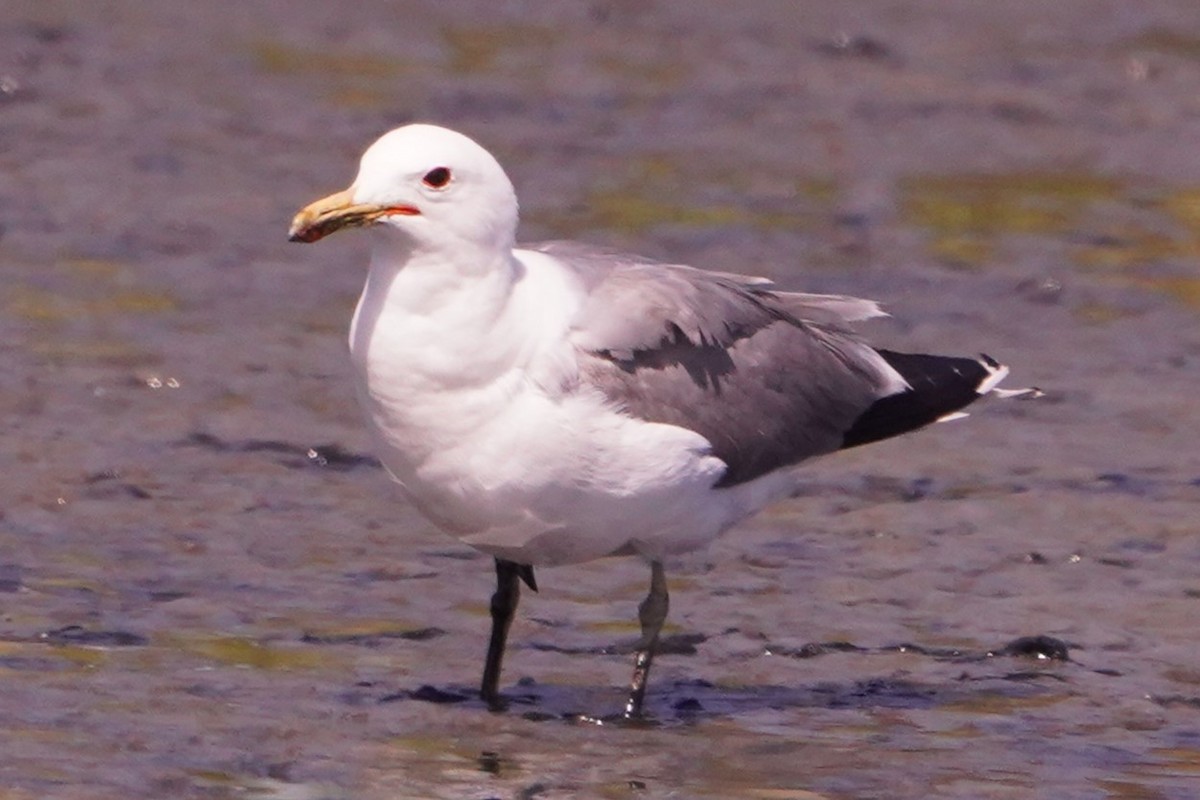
359;377;733;565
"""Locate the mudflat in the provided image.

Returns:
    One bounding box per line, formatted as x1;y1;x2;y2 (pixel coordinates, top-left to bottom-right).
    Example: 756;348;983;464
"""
2;2;1198;798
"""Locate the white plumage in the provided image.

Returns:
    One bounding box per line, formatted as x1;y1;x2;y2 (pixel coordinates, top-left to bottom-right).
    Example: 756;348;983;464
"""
289;123;1033;716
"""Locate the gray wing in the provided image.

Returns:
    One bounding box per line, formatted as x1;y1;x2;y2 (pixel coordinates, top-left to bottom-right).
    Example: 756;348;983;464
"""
537;239;887;345
531;241;905;487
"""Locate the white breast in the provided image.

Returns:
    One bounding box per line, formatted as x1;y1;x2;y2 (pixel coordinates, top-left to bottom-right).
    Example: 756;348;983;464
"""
347;246;744;566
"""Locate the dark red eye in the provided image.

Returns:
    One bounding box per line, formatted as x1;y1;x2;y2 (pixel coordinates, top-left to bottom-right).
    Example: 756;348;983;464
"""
422;167;451;188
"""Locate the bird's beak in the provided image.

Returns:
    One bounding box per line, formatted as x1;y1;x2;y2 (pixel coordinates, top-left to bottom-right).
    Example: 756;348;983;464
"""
288;188;420;243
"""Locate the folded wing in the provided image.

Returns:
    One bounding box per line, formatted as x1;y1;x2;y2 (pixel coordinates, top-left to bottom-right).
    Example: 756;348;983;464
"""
536;241;1014;488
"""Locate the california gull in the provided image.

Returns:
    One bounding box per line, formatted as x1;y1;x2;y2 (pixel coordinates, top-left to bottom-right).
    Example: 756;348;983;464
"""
288;123;1036;717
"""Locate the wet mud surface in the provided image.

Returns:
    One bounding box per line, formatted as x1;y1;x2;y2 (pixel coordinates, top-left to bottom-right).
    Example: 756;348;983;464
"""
3;1;1200;798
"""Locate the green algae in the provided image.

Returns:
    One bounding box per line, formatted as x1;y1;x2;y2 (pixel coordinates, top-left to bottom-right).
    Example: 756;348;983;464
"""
171;635;333;671
902;172;1122;237
441;24;554;75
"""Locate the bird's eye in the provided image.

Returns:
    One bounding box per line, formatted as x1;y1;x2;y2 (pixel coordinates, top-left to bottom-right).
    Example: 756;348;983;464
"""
422;167;452;189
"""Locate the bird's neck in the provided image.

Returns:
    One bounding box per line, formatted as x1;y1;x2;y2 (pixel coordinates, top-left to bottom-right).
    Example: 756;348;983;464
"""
348;236;525;387
364;235;518;314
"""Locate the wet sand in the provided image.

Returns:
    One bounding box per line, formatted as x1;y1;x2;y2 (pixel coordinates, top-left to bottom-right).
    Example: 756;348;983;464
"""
3;1;1200;798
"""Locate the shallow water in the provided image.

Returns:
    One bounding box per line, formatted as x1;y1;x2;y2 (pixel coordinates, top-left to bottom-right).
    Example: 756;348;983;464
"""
2;1;1200;798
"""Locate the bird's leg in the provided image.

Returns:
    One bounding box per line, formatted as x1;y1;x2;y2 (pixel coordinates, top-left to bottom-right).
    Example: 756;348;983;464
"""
480;558;536;709
624;561;668;718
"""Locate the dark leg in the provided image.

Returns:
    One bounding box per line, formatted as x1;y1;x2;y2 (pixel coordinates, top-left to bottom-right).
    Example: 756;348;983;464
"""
480;558;536;708
624;561;668;718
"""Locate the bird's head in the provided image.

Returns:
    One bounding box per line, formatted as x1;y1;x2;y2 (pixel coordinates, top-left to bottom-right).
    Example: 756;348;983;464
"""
289;124;518;255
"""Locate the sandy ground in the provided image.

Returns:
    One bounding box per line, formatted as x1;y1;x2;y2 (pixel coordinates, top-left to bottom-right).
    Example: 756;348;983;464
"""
2;1;1200;798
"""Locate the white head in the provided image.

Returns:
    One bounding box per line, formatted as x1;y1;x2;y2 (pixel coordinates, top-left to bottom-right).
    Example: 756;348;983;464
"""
289;124;519;257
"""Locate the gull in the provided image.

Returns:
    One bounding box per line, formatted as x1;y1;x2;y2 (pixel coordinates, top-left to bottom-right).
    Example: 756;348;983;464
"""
288;123;1035;717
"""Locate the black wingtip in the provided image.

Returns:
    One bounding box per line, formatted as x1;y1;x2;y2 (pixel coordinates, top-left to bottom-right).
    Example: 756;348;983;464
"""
841;349;993;449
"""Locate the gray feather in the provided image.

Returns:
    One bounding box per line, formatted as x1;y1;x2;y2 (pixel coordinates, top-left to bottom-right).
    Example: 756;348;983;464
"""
533;241;899;487
533;240;886;356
